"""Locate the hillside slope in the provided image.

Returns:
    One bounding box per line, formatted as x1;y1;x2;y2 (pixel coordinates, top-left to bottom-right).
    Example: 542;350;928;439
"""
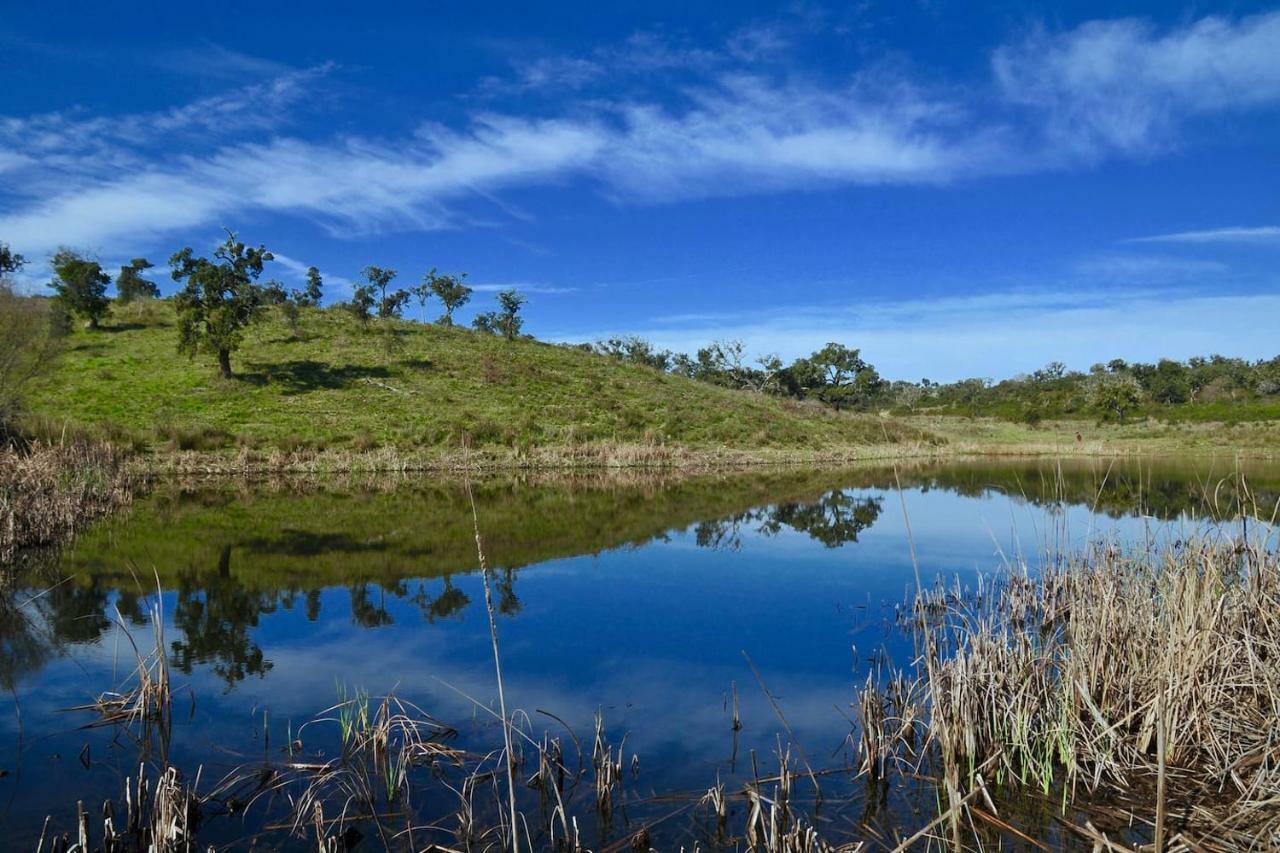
30;300;927;453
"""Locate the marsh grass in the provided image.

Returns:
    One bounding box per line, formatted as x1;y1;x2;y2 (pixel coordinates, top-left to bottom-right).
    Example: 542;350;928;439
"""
0;440;136;563
72;597;172;755
35;764;203;853
854;533;1280;850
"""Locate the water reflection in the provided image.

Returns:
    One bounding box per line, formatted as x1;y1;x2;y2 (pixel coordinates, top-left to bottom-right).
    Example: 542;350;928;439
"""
696;491;883;551
6;457;1277;689
0;456;1276;846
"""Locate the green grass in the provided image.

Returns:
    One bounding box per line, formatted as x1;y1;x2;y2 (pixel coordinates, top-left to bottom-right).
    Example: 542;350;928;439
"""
29;300;926;453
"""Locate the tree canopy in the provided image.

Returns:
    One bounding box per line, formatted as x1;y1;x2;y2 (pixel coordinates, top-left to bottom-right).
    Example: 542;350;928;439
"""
116;258;160;303
473;289;525;339
170;231;274;379
50;249;111;328
423;270;472;325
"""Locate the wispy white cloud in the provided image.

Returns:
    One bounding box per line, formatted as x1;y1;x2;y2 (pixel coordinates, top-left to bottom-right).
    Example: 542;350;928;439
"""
1125;226;1280;245
1073;253;1231;281
3;11;1280;259
269;252;356;295
471;282;578;294
993;12;1280;157
0;113;605;254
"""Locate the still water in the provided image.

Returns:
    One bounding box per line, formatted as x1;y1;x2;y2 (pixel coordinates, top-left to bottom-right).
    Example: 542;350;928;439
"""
2;457;1275;848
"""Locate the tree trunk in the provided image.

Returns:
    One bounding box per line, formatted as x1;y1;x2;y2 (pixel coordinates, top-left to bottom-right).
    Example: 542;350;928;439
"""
218;348;232;379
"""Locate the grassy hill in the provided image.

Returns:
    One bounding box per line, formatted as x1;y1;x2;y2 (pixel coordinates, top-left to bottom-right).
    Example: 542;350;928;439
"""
28;299;927;455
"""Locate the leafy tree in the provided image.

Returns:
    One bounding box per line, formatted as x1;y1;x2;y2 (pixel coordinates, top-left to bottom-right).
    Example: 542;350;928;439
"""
49;249;111;328
803;343;882;409
473;289;525;340
592;336;672;371
422;269;472;325
359;265;409;319
1032;361;1067;383
953;377;990;416
347;285;376;324
115;258;159;303
1143;358;1191;404
0;242;24;276
169;230;274;379
1088;372;1144;422
293;266;323;307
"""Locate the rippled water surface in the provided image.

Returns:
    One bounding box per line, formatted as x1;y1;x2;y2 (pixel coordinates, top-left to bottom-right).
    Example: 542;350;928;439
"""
3;457;1276;848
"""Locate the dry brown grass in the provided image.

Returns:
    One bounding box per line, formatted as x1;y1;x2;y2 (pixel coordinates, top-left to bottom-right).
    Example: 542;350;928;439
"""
858;536;1280;850
36;764;201;853
0;440;137;563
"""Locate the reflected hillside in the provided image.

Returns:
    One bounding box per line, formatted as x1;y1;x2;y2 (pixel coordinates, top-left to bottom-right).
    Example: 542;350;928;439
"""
5;457;1276;689
895;457;1280;522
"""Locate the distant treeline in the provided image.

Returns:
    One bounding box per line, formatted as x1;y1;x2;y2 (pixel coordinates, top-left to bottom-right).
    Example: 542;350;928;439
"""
583;336;1280;423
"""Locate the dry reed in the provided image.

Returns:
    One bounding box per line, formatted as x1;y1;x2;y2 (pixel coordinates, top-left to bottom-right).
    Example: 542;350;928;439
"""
858;536;1280;850
1;440;136;563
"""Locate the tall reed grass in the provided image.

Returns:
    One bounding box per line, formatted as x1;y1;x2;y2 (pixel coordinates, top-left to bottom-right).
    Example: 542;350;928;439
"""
0;440;136;563
859;536;1280;850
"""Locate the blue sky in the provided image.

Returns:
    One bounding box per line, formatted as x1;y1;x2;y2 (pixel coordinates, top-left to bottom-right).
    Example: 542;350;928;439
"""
2;1;1278;381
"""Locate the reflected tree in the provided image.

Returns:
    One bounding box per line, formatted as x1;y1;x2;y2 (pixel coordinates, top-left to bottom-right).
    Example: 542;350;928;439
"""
0;597;55;691
495;567;521;616
411;576;470;623
168;546;275;688
763;491;883;548
349;584;394;627
695;490;884;551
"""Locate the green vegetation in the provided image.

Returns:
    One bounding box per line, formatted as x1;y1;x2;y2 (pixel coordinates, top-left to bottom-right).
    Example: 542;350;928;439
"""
170;231;275;379
9;228;1279;461
897;356;1280;424
27;298;922;453
50;248;111;329
114;258;160;304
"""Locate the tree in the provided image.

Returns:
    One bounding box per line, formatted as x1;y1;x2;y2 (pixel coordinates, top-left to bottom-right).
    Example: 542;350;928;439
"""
473;289;525;340
804;343;882;409
359;265;409;319
115;258;159;303
0;242;24;276
169;230;274;379
423;269;472;325
894;382;924;412
1032;361;1067;383
49;249;111;328
592;336;672;371
292;266;323;307
347;285;376;324
953;377;990;416
1088;372;1144;422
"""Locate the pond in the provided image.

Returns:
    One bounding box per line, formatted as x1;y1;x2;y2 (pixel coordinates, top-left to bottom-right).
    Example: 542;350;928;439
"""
2;457;1276;849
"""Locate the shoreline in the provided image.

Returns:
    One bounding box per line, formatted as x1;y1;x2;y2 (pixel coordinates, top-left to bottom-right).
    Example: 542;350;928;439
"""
135;434;1278;477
